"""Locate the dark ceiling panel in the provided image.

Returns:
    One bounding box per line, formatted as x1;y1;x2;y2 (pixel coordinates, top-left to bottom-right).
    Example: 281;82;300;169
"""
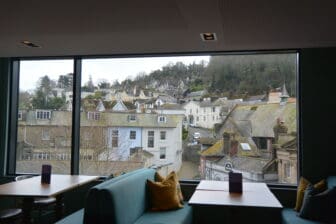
0;0;335;57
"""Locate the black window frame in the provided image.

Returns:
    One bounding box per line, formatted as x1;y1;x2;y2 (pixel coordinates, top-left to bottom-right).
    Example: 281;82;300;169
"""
5;51;301;187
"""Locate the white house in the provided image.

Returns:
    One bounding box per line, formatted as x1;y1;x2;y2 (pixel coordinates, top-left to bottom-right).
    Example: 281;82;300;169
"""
97;112;184;175
141;114;184;175
183;99;222;129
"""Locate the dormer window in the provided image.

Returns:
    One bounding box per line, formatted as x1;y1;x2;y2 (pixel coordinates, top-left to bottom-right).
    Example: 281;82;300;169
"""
158;116;166;123
87;112;100;120
36;110;51;120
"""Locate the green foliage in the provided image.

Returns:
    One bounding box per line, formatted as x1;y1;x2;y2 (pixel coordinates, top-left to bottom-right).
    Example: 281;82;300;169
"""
31;75;66;110
57;74;72;90
48;97;66;109
182;127;188;140
205;54;297;98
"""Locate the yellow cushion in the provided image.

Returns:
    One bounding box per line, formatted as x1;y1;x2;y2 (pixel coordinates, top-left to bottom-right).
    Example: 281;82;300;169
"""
155;171;184;203
147;174;183;211
294;177;326;211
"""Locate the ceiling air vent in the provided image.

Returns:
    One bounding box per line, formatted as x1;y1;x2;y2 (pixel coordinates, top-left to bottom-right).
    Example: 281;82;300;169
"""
200;33;217;41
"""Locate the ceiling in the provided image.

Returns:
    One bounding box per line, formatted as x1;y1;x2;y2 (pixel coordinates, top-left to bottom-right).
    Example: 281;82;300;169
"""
0;0;335;57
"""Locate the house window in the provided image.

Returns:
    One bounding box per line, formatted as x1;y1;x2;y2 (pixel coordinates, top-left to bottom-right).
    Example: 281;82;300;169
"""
284;162;291;178
129;114;136;121
112;130;119;147
196;109;198;114
203;116;206;121
197;116;199;121
158;116;166;123
189;109;192;114
148;131;154;148
87;112;100;120
130;130;136;140
212;107;216;112
42;129;50;140
36;110;51;120
18;111;22;120
160;147;166;159
160;131;166;140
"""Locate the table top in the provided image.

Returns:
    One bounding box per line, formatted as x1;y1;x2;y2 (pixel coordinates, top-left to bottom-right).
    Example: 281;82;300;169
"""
0;174;99;198
196;180;270;192
189;180;282;208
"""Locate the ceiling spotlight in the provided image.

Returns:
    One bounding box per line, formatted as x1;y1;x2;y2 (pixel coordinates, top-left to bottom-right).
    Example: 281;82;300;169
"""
21;40;41;48
200;33;217;41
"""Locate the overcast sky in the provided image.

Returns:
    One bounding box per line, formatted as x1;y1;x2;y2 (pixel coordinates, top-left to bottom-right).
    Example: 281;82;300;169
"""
19;56;210;91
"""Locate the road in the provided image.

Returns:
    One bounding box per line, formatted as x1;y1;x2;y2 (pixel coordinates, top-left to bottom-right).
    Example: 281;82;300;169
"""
187;126;213;141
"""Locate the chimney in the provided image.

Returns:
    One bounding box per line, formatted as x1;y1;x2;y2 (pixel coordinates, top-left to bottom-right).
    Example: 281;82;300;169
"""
223;132;231;155
273;118;288;143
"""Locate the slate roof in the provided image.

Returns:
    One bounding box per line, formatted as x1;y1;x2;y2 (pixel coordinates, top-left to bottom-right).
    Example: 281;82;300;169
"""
201;136;259;157
201;140;224;156
229;102;296;138
158;103;184;110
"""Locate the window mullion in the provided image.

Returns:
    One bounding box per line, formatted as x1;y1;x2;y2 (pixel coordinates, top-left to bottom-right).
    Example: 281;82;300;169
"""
7;60;19;175
71;58;82;175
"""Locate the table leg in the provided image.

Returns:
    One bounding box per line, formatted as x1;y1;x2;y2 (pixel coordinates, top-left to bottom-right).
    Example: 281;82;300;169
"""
22;198;34;224
55;194;65;221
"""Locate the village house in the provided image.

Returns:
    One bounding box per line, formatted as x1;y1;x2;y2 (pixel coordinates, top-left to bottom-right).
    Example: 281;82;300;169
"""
200;98;297;183
183;98;222;129
16;107;184;176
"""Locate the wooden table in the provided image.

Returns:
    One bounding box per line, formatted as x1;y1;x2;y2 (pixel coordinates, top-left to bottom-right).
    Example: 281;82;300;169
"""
189;180;283;224
0;174;99;223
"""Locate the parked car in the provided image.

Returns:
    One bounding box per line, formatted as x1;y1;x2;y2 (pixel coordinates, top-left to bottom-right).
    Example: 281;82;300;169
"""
193;132;201;139
189;123;199;128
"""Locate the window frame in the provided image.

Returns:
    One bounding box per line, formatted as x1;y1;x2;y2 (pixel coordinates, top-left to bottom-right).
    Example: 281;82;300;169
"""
112;130;119;148
147;130;154;148
160;131;166;140
130;130;136;140
6;51;300;187
36;110;51;120
159;147;166;159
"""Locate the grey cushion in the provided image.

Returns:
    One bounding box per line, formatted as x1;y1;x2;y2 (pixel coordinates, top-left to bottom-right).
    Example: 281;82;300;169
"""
299;185;336;223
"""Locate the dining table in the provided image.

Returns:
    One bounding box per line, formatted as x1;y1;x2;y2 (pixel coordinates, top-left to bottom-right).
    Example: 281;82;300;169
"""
0;174;99;223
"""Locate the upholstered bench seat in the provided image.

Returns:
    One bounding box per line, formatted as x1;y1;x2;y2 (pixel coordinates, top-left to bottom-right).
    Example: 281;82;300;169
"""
134;203;192;224
56;168;192;224
282;208;321;224
55;209;84;224
281;176;336;224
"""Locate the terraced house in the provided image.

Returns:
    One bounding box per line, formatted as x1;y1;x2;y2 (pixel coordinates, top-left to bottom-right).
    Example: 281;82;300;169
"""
16;109;183;176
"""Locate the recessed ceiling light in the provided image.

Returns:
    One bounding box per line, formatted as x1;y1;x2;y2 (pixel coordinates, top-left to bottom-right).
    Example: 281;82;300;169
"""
200;33;217;41
21;40;41;48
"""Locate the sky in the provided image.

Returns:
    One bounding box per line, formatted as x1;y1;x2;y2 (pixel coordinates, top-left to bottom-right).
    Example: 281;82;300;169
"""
19;56;210;91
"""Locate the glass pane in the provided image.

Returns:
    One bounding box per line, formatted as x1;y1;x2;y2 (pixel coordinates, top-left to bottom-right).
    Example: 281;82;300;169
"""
16;59;73;174
79;54;298;185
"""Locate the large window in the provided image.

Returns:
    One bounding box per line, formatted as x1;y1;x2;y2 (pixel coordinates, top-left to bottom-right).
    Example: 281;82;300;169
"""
10;53;298;184
15;59;73;174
